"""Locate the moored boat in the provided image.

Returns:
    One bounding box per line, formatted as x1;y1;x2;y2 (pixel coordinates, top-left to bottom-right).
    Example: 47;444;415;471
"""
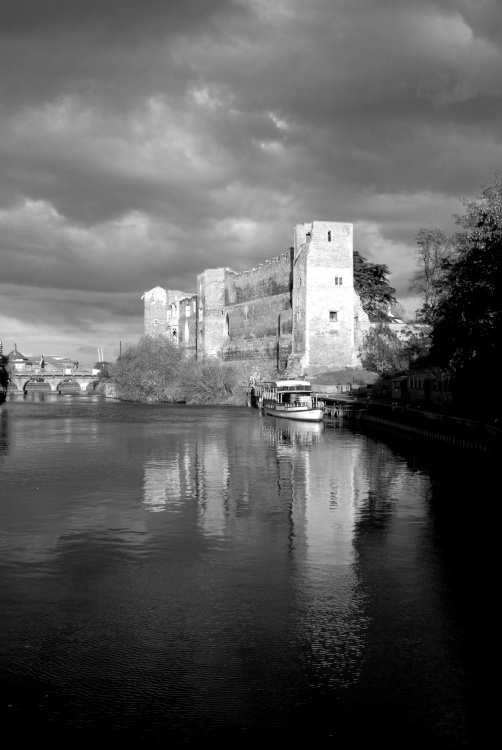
257;379;324;422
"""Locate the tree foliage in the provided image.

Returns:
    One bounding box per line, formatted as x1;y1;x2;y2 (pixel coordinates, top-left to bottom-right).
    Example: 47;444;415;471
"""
110;336;241;403
429;173;502;390
409;229;455;318
0;354;8;390
111;337;184;402
359;323;406;376
93;361;111;378
353;251;397;319
360;324;431;377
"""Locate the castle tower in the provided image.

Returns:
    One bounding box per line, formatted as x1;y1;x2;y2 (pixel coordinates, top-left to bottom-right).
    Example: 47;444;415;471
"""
292;221;355;374
197;268;227;358
142;287;193;343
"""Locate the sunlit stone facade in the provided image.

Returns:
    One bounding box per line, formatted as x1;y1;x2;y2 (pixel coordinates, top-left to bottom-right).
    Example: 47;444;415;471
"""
143;221;371;376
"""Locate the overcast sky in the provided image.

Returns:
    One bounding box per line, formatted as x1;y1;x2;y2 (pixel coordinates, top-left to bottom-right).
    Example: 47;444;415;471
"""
1;0;501;364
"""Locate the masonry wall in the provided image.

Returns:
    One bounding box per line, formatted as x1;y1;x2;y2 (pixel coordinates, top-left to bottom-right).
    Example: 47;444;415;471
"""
178;295;198;358
143;287;193;341
219;252;293;375
143;287;168;337
145;221;373;375
224;252;292;305
293;221;357;373
198;268;226;358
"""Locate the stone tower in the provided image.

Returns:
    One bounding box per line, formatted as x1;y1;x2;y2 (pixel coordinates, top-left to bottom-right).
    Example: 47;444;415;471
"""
197;268;226;359
292;221;356;374
142;286;193;343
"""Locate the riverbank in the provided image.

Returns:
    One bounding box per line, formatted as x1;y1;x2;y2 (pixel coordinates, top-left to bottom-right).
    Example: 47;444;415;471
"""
320;395;501;454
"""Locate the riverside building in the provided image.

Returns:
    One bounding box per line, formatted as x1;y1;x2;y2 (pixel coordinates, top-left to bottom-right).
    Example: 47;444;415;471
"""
142;221;372;377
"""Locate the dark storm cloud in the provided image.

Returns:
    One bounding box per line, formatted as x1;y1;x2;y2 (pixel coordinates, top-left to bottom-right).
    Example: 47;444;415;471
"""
1;0;501;360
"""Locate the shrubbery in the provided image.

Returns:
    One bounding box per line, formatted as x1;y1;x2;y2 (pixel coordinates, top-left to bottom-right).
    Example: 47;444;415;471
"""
110;336;243;404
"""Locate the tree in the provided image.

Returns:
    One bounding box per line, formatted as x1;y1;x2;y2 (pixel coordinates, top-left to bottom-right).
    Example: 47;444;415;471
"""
429;173;502;394
353;251;397;319
110;335;243;403
399;327;432;367
111;336;184;402
93;361;111;378
0;354;8;390
409;229;455;319
359;323;407;376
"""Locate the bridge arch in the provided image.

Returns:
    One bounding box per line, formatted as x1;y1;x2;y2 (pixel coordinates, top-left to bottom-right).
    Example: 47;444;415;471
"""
21;377;54;393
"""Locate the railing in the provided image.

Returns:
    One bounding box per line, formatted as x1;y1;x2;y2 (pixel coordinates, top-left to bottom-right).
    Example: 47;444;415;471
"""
11;368;94;377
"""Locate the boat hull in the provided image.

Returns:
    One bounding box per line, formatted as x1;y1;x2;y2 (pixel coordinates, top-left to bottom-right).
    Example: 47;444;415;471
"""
263;405;324;422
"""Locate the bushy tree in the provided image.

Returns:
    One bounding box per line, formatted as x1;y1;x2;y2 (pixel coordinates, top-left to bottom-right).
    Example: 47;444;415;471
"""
353;251;397;318
111;336;184;402
110;335;243;403
359;323;407;376
400;326;432;366
93;361;111;378
183;360;241;404
429;173;502;394
409;229;455;319
0;354;8;390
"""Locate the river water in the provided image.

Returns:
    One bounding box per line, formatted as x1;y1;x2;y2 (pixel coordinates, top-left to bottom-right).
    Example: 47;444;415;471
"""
0;394;486;748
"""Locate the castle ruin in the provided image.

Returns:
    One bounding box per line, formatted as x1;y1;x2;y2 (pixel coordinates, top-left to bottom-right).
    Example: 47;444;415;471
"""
142;221;371;377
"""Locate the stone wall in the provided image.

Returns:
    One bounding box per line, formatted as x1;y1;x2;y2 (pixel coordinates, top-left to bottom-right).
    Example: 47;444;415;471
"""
224;252;292;305
294;221;360;374
143;287;193;341
218;252;293;374
144;220;375;375
177;295;198;358
197;268;226;358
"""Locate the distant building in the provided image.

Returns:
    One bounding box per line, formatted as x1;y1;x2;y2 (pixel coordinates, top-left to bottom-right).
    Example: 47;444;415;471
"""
7;345;77;374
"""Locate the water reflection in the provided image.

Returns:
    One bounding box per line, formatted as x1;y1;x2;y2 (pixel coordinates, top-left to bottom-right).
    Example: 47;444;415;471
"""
0;401;483;746
0;407;8;460
140;413;369;690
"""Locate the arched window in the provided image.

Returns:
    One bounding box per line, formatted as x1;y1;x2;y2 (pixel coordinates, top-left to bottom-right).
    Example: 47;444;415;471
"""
328;231;331;242
225;314;230;336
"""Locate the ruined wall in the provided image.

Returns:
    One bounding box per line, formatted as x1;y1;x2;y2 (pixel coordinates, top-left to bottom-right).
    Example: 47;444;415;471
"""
224;252;292;305
177;295;198;358
220;252;293;375
144;221;374;375
143;287;193;341
143;286;168;337
198;268;226;358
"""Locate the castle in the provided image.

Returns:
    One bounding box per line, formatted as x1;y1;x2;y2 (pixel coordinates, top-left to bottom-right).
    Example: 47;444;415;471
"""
142;221;372;377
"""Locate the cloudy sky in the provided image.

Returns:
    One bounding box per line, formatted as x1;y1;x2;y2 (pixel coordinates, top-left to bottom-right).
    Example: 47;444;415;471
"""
1;0;501;364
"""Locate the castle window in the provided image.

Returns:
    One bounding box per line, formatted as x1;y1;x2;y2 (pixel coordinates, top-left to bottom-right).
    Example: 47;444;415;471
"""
328;231;331;242
335;277;343;285
329;311;338;322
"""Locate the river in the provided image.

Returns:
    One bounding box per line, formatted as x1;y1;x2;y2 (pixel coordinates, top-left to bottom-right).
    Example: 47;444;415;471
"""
0;394;486;748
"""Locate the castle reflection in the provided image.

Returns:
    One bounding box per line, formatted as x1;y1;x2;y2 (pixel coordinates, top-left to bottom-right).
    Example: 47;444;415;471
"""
142;413;373;689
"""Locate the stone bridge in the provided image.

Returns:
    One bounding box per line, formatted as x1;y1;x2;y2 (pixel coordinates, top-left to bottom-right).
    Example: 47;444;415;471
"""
9;369;96;394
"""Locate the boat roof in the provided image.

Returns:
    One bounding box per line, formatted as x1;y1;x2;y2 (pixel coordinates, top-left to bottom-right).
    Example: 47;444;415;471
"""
261;379;311;387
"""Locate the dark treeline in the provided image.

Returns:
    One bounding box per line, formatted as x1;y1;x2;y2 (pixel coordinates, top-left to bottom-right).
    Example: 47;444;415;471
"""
358;172;502;415
411;172;501;410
